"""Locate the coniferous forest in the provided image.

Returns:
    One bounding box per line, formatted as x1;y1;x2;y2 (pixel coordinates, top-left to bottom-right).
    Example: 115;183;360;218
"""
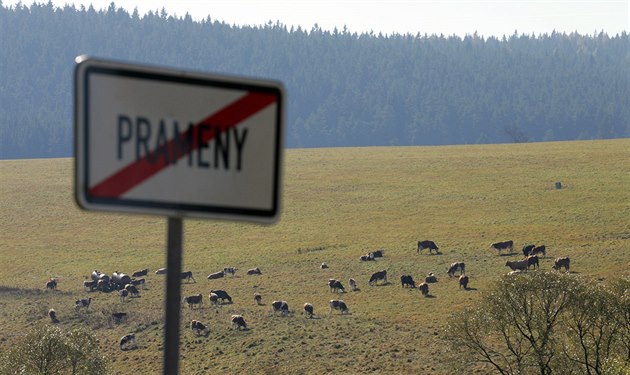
1;2;628;159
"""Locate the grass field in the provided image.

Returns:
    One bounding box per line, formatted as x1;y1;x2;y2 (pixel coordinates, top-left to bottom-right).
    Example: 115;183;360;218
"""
1;139;628;374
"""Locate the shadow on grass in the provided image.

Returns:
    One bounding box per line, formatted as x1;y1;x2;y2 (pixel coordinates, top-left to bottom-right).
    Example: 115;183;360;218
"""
0;285;72;296
463;287;478;291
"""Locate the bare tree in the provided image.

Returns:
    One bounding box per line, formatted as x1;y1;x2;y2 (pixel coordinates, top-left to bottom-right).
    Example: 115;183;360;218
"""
444;273;629;375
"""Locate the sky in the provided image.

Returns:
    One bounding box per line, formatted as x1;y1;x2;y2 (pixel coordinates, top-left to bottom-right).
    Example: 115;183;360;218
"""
3;0;629;37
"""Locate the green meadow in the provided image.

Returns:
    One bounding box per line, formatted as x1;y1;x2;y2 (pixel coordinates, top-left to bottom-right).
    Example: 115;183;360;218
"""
1;139;628;374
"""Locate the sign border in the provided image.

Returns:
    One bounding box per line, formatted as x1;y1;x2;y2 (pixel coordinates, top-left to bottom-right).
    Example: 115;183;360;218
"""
74;56;285;223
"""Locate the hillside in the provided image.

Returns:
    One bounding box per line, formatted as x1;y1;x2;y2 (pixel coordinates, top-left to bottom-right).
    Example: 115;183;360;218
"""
0;139;628;373
1;2;629;159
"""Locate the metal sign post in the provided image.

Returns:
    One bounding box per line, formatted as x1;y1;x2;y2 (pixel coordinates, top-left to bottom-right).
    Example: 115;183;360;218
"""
74;56;285;374
164;217;183;375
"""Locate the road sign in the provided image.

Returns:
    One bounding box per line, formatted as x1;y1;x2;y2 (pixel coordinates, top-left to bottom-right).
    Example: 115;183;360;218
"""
74;56;285;223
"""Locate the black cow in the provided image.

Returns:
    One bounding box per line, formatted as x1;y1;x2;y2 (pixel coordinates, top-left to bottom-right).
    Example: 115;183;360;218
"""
247;267;262;275
328;279;345;293
231;315;247;330
183;294;203;308
491;240;514;254
417;240;439;254
272;300;289;315
303;303;314;318
180;271;196;283
526;255;539;270
45;278;57;290
329;299;349;314
223;267;237;276
522;244;535;256
207;271;225;280
132;268;148;278
359;254;375;261
48;309;58;323
210;289;232;303
191;320;209;336
371;249;385;258
530;245;546;258
447;262;465;277
459;275;469;290
401;275;416;288
418;282;430;296
369;270;388;285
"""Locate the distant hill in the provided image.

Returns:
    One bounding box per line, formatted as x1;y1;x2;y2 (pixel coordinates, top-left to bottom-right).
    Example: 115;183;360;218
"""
1;2;628;159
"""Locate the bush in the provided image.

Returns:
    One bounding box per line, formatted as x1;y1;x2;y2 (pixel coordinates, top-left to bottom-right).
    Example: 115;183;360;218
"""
0;324;108;375
443;272;629;375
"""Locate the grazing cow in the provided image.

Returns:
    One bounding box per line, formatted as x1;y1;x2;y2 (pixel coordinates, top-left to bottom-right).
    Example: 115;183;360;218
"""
223;267;237;276
359;254;375;261
209;292;219;306
328;279;345;293
83;279;97;291
120;333;136;350
418;282;430;296
417;240;439;254
320;263;329;269
191;320;209;336
247;267;262;275
75;297;92;312
124;284;140;298
329;299;349;314
369;270;388;286
231;315;247;330
272;300;289;316
526;255;539;270
371;249;385;258
45;278;57;290
425;273;438;283
491;240;514;254
505;259;529;272
112;312;127;323
530;245;546;258
401;275;416;288
119;289;129;302
459;275;469;289
447;262;466;277
130;278;145;289
132;268;148;278
552;257;570;272
254;293;262;305
180;271;196;283
349;278;358;291
207;271;225;280
303;303;314;318
155;268;167;275
522;244;535;257
48;308;58;323
210;289;232;304
183;294;203;309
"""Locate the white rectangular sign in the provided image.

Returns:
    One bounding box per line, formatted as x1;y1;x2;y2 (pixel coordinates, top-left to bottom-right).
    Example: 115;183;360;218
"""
74;56;285;223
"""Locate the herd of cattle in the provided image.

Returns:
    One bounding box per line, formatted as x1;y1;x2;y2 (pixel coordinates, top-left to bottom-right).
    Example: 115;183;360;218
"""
42;239;571;350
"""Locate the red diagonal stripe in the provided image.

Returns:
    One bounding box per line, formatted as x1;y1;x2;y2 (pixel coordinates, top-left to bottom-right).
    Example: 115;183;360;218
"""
88;91;277;198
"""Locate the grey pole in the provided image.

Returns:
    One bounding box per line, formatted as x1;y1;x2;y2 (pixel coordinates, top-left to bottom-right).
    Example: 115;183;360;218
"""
164;217;183;374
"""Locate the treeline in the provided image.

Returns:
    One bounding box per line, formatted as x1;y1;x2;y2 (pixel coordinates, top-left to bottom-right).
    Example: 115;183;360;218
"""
1;2;629;158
